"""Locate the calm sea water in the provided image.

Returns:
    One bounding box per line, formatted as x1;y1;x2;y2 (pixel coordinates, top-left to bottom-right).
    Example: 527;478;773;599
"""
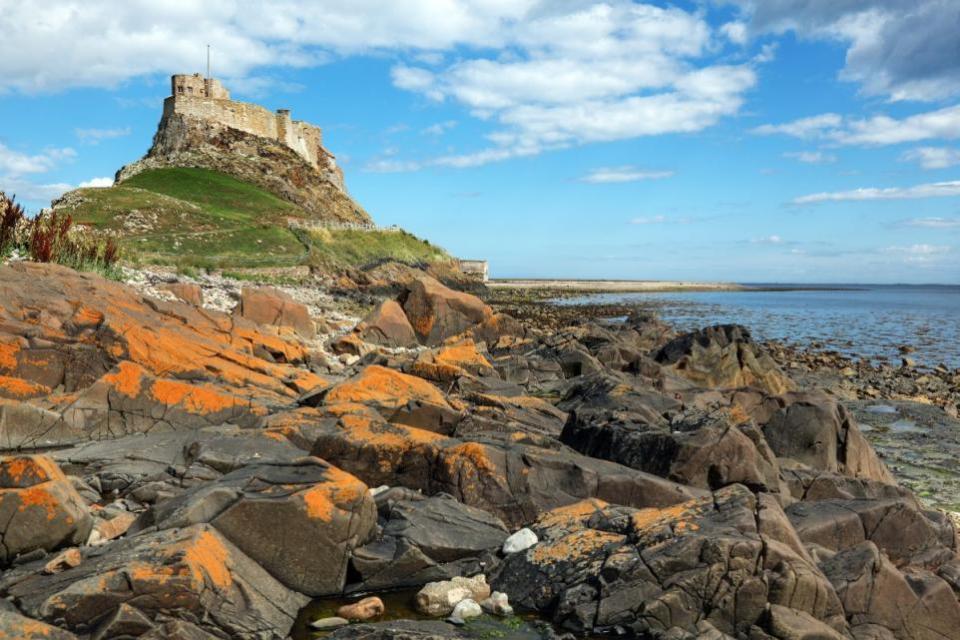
563;284;960;369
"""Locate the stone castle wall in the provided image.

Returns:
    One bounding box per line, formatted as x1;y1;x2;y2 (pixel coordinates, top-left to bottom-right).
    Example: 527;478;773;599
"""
165;74;324;169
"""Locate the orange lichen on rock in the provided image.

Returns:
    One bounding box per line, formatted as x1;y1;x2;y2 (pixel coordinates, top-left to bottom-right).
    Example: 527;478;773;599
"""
630;495;713;535
300;463;369;523
538;498;611;528
0;340;19;372
531;529;625;564
16;485;64;521
71;306;104;328
338;412;445;448
101;361;146;398
0;376;50;399
442;442;497;475
0;455;64;488
178;528;233;590
324;365;449;410
150;378;241;415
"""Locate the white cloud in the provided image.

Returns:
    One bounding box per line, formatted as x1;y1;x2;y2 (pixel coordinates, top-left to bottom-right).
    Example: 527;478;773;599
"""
752;113;841;139
794;180;960;204
363;159;422;173
720;21;748;45
580;166;674;184
902;147;960;170
630;215;668;225
75;127;132;143
78;176;114;188
882;244;952;263
751;234;784;244
753;104;960;147
0;143;76;176
421;120;457;136
729;1;960;101
783;151;836;164
901;217;960;229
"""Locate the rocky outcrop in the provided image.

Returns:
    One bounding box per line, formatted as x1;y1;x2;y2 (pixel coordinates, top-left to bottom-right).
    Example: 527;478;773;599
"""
117;110;370;224
0;455;92;565
132;458;377;596
234;286;315;339
1;263;959;639
0;524;308;639
491;486;846;637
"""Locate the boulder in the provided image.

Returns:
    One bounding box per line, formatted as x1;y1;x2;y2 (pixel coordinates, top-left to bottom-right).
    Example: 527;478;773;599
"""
350;493;507;591
0;455;92;564
1;524;308;639
160;282;203;306
0;609;77;639
409;340;497;383
234;286;315;338
655;324;794;395
762;394;896;484
133;458;377;596
490;485;845;636
355;299;419;348
337;596;385;621
400;276;492;346
320;365;460;433
821;541;960;640
327;620;471;639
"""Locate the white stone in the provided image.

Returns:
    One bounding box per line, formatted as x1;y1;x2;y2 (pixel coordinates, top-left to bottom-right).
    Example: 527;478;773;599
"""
502;527;538;554
369;485;390;497
448;599;482;625
480;592;513;617
415;575;490;617
309;616;349;630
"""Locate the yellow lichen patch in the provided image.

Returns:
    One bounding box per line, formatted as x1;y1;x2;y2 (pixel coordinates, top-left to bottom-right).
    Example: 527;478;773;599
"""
630;495;712;535
179;529;233;590
432;340;492;371
339;413;445;448
531;529;625;564
0;376;50;399
150;379;240;414
442;442;497;475
101;361;146;398
128;561;180;584
0;340;19;372
726;404;752;425
538;498;611;528
300;464;368;523
324;365;449;410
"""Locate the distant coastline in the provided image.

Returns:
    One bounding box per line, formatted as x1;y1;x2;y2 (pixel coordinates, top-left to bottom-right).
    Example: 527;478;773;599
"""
488;279;859;293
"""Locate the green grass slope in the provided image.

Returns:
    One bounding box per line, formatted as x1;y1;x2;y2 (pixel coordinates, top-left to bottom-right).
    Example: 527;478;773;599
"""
60;167;451;270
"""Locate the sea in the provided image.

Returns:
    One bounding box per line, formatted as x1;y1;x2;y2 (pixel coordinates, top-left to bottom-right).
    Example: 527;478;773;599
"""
562;284;960;370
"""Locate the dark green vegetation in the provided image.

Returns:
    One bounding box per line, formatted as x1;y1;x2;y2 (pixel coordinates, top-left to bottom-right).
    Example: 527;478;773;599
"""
1;192;121;276
61;167;451;271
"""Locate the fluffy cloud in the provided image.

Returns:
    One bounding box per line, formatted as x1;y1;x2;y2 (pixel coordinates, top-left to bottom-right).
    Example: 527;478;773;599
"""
0;144;75;176
902;147;960;170
75;127;132;144
794;180;960;204
754;104;960;147
783;151;836;164
900;217;960;229
78;176;113;188
727;0;960;101
580;167;674;184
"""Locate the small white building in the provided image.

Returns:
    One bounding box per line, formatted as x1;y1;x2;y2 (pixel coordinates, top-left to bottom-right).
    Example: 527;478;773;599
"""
459;259;489;282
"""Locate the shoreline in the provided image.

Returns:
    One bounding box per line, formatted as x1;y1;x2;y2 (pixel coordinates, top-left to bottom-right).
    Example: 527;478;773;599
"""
487;278;860;293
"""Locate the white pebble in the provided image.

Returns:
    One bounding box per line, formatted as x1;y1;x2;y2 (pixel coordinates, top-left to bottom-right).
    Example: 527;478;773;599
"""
502;527;538;554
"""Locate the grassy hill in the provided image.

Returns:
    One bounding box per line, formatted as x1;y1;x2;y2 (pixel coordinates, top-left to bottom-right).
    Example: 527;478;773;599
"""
60;167;451;271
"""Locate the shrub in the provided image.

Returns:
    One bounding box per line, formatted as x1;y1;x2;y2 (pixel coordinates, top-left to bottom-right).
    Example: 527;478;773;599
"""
0;192;26;254
0;193;122;273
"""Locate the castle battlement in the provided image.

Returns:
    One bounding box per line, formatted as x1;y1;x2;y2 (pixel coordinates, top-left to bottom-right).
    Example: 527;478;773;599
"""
164;74;325;170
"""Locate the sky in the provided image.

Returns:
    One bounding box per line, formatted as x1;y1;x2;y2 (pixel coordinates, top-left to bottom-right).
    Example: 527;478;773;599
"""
1;1;959;284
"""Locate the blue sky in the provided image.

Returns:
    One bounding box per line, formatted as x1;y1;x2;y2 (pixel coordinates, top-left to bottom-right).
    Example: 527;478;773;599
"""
1;1;959;283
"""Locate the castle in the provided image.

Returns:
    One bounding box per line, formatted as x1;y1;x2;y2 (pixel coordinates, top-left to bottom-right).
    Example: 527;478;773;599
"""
165;74;326;170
